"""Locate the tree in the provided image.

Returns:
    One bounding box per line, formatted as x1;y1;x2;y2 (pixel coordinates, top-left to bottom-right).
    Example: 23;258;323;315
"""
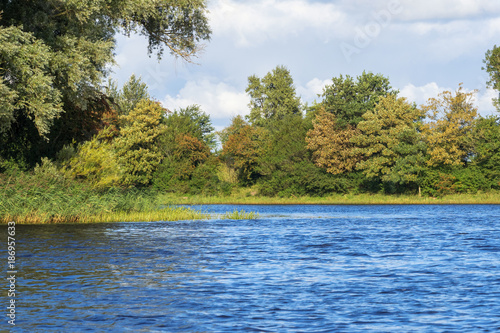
0;0;211;167
246;65;301;126
319;71;396;128
154;105;216;193
483;45;500;111
161;105;216;151
115;99;167;187
306;109;361;175
107;75;151;116
471;115;500;188
352;95;426;188
220;116;268;183
421;84;478;167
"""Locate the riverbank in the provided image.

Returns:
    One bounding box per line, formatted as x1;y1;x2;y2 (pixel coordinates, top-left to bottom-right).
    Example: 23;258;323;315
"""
160;189;500;205
2;178;498;224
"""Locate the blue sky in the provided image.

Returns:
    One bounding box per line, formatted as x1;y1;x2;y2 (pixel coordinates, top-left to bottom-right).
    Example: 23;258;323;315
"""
111;0;500;130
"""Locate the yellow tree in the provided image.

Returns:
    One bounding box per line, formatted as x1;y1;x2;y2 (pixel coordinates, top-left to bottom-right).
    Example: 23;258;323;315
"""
421;84;478;167
306;109;361;175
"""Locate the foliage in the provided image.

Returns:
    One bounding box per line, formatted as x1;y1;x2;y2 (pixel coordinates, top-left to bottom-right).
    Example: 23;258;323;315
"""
483;45;500;111
421;84;478;167
115;99;167;187
220;117;268;184
246;65;301;126
471;116;500;188
0;0;210;167
161;105;216;150
319;71;396;128
67;131;122;190
306;109;361;175
352;95;426;187
0;25;62;138
107;75;151;116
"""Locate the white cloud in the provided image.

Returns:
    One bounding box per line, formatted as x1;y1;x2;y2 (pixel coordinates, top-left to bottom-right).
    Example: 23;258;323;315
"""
400;83;497;116
399;82;448;106
474;87;498;116
162;79;250;119
395;0;500;21
297;78;331;103
209;0;348;46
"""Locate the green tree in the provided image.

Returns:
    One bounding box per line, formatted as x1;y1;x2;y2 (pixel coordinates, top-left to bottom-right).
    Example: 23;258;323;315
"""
246;65;301;126
421;84;478;167
115;99;167;187
471;115;500;188
161;105;216;150
352;95;426;190
319;71;396;128
107;75;151;116
483;45;500;111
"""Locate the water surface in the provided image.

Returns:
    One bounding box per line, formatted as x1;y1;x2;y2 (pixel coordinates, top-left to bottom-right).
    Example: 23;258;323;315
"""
6;205;500;332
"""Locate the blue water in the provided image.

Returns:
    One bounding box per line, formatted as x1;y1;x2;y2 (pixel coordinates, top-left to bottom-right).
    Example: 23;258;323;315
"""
5;205;500;332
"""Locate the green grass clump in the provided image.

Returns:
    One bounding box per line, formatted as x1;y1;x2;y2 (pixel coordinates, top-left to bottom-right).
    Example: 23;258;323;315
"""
220;209;259;220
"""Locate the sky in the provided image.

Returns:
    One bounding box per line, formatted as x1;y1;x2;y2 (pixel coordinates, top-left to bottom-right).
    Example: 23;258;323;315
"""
111;0;500;130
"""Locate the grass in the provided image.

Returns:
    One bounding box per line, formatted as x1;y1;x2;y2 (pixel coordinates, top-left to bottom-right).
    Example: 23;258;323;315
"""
1;170;498;224
220;209;259;220
157;188;500;205
0;171;258;224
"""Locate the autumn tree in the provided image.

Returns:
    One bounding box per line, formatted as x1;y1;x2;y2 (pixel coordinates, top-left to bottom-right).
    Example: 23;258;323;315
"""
352;95;426;189
421;85;478;167
246;65;301;126
306;109;361;175
220;116;268;183
305;72;395;176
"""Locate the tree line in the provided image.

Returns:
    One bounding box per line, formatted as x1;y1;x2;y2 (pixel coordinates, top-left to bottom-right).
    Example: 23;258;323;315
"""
1;1;499;197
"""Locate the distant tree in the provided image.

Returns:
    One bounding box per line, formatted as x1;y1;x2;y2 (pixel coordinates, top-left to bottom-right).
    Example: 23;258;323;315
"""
471;115;500;188
320;71;396;128
421;84;478;167
306;109;361;175
483;45;500;111
107;75;151;116
246;65;301;126
161;105;216;151
352;95;426;188
220;117;268;183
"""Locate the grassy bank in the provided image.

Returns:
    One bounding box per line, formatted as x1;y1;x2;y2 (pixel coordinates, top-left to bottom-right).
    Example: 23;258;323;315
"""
1;170;498;224
0;171;265;224
158;188;500;205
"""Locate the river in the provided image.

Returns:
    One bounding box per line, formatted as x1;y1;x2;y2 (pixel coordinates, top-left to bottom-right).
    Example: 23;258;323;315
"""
6;204;500;332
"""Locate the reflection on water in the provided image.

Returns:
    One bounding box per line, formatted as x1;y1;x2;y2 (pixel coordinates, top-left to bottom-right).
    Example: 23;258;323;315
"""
5;205;500;332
